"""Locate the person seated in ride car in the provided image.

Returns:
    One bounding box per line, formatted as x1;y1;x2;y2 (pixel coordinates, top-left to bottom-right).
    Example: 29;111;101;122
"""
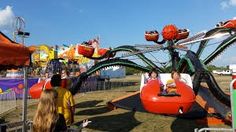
166;70;181;94
172;70;181;80
147;69;164;92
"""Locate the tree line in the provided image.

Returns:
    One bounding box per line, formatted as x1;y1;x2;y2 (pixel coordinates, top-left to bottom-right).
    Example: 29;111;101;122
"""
125;65;229;75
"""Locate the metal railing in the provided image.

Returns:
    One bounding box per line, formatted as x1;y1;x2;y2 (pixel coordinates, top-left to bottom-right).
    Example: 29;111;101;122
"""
78;77;138;93
0;121;28;132
0;91;17;116
0;120;82;132
194;128;232;132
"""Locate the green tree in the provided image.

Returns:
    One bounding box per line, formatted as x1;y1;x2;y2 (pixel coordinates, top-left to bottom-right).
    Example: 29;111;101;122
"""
125;67;141;75
207;65;217;72
206;64;228;71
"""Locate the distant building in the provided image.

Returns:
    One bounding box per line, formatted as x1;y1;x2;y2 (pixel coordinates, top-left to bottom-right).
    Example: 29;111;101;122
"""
212;70;232;75
229;64;236;73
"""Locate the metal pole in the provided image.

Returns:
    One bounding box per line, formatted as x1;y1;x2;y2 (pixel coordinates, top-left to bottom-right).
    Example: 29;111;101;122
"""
167;41;177;71
22;36;24;45
22;67;28;132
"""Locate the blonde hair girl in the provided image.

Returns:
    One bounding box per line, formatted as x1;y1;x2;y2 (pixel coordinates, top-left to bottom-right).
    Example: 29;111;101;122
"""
33;89;67;132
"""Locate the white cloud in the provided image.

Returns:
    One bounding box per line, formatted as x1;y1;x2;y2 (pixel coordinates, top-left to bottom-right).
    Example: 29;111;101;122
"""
230;0;236;5
221;1;229;9
221;0;236;9
0;6;15;32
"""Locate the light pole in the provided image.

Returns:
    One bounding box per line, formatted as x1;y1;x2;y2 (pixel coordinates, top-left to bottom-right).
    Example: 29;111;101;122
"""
13;16;30;132
13;17;30;44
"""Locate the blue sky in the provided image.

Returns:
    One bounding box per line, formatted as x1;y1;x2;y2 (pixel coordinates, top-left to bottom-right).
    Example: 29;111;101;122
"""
0;0;236;66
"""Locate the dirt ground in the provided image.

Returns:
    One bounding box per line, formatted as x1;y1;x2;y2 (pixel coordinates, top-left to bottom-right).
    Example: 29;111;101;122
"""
0;74;233;132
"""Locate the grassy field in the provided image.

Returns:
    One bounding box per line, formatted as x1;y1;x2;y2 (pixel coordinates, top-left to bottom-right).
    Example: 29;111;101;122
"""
0;74;233;131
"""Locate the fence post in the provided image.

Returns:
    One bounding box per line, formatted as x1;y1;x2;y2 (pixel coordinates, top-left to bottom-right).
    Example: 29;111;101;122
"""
22;67;28;132
0;124;6;132
107;78;111;89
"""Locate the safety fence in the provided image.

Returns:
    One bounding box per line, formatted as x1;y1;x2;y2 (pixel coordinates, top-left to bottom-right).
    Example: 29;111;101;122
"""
79;77;138;93
0;77;138;131
0;121;28;132
0;91;17;116
0;120;81;132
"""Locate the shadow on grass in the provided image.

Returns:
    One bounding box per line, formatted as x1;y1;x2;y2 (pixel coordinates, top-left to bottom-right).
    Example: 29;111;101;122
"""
74;100;103;108
74;111;141;132
75;106;111;116
171;117;208;132
171;102;209;131
0;118;5;123
177;102;208;119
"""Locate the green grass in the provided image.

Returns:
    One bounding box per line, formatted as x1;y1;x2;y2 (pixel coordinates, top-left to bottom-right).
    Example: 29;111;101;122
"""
110;74;141;82
71;85;230;132
1;75;232;131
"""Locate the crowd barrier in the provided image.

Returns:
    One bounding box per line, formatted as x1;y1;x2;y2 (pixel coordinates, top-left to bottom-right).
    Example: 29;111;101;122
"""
0;91;17;116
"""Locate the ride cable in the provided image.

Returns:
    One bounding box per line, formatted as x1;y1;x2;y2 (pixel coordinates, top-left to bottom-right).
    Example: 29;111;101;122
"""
196;28;235;58
203;33;236;65
80;45;163;72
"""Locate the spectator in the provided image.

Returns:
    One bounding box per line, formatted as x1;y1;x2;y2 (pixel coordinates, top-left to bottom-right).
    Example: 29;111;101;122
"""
51;74;75;126
61;69;69;79
45;72;49;79
33;89;91;132
33;89;67;132
38;72;50;85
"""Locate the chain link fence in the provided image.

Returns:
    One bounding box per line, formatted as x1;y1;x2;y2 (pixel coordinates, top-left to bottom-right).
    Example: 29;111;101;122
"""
0;120;83;132
0;91;17;116
0;77;138;131
78;77;138;93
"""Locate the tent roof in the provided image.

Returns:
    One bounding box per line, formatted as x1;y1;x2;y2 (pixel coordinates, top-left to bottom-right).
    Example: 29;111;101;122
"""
0;32;31;68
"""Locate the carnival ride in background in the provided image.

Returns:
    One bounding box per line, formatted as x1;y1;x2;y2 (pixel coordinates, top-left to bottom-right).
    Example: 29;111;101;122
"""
65;19;236;121
27;18;236;122
28;38;104;98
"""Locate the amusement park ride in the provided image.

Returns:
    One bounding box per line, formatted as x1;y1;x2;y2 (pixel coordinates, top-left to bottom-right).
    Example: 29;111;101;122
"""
29;19;236;122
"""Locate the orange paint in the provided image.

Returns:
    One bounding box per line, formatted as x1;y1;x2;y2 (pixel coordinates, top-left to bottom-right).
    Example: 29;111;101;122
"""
176;29;189;40
223;19;236;28
78;45;94;57
162;24;178;41
145;31;159;41
232;74;236;89
29;81;46;99
0;32;31;66
18;83;24;89
29;79;70;99
196;117;225;125
98;48;109;56
140;80;195;114
196;94;216;113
